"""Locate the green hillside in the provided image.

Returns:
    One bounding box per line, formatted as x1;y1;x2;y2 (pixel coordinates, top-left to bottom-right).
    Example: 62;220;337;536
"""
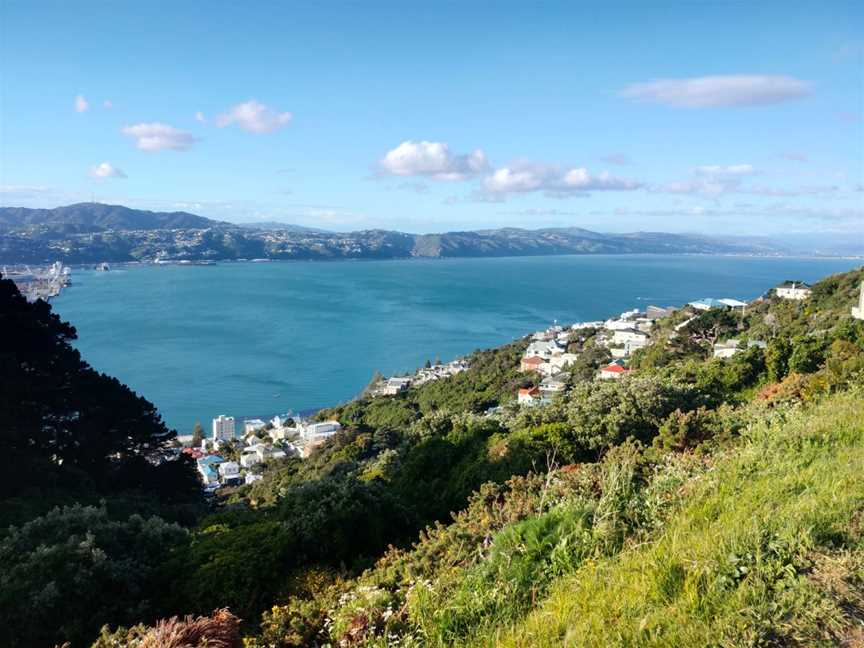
1;266;862;647
486;389;864;647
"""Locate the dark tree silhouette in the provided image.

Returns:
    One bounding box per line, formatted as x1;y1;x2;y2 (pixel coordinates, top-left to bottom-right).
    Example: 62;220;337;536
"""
0;275;198;510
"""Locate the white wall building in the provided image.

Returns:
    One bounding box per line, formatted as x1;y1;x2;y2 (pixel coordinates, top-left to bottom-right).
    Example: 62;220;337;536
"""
713;340;741;359
852;282;864;321
212;415;235;442
302;421;342;442
775;281;812;300
244;419;266;435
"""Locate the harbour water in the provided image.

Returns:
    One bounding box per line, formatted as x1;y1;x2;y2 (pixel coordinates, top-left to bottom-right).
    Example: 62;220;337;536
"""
50;255;862;433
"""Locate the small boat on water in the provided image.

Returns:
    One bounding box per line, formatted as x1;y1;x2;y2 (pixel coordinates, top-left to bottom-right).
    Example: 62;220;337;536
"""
96;262;111;272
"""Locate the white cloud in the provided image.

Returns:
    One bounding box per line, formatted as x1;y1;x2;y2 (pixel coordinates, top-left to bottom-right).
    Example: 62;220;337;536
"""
694;164;756;177
620;75;811;108
656;164;756;195
0;184;52;195
74;94;89;112
103;100;113;109
121;122;198;152
195;111;206;122
600;153;631;165
744;184;840;197
482;163;642;196
780;152;808;162
380;140;489;181
215;100;292;133
656;179;733;195
89;162;126;179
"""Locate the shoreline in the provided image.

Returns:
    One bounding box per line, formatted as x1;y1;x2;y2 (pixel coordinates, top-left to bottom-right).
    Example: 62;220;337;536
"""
54;250;864;272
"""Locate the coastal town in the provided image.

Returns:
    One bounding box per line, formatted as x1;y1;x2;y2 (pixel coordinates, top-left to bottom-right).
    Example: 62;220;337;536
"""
173;276;864;494
513;280;818;406
181;413;345;493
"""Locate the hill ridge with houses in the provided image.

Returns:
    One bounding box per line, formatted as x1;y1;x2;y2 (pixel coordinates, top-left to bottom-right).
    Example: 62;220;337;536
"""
0;201;787;264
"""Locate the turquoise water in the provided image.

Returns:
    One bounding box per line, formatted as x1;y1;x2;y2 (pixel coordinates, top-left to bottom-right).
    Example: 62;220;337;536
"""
51;255;862;433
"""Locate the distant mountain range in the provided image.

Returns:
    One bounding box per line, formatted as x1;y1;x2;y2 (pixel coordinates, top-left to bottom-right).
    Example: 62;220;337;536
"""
0;202;794;264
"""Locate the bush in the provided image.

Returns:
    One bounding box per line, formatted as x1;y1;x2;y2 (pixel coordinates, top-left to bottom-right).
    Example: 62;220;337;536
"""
0;504;188;647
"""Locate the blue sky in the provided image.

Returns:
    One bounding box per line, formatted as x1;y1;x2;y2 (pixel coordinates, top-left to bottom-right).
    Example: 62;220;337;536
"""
1;1;862;236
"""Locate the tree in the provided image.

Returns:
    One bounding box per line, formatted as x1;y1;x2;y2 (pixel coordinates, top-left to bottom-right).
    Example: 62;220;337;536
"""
766;337;792;382
192;421;205;447
0;503;188;647
681;309;739;347
0;275;199;517
788;336;826;375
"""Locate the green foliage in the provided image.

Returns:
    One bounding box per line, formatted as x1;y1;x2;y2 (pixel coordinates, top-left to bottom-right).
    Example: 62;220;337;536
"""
169;474;416;621
788;334;827;374
486;387;864;647
191;421;205;447
0;504;187;648
766;337;792;382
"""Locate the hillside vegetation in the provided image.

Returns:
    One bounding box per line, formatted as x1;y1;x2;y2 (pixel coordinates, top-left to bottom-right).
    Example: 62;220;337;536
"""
0;266;862;647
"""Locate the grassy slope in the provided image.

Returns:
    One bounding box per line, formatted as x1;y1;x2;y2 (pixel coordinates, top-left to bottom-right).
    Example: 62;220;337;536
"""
481;388;864;647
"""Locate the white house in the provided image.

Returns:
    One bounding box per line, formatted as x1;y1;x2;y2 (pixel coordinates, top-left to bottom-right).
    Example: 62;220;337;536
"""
302;421;342;442
381;376;412;395
775;281;812;300
852;282;864;320
646;305;675;321
240;447;262;468
212;415;235;442
218;461;242;486
539;375;567;397
604;318;639;331
218;461;240;478
550;352;579;371
718;298;747;310
713;339;741;359
689;298;727;311
244;419;267;435
613;328;649;346
571;321;604;330
525;340;562;359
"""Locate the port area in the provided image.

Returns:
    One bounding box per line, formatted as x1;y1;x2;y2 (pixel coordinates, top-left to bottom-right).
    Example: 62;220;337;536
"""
2;261;72;302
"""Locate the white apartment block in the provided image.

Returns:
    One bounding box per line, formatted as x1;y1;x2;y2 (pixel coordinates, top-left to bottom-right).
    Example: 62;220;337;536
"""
212;415;235;442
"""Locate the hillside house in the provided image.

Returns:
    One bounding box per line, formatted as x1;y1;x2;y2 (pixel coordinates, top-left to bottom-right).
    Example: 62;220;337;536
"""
243;419;266;435
598;363;630;380
550;352;579;371
775;281;812;300
540;375;567;398
646;305;676;320
196;455;225;485
381;376;412;395
718;298;747;310
517;386;542;405
520;355;546;372
525;340;563;359
689;298;728;311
